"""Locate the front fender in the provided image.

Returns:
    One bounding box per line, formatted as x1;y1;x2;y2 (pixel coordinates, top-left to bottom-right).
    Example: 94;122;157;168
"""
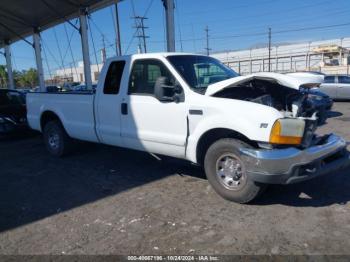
185;106;281;163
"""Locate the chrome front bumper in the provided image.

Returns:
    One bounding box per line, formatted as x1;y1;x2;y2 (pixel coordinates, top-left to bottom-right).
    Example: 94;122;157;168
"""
240;134;349;184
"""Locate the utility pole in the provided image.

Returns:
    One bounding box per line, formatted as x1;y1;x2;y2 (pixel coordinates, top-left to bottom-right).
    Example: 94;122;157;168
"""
101;35;106;64
204;26;211;56
114;3;122;56
162;0;175;52
268;27;271;72
132;16;149;53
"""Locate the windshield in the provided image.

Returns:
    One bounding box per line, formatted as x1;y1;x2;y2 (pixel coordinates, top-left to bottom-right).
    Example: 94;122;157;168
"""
167;55;239;93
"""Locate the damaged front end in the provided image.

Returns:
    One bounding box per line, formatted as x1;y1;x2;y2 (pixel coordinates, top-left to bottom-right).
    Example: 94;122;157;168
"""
207;73;324;148
201;71;349;185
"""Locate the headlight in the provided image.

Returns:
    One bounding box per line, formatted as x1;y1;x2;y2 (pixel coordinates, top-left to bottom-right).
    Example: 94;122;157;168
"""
269;118;305;145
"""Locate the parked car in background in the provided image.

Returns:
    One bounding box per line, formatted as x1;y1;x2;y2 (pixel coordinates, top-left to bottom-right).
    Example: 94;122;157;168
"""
307;88;333;124
46;85;62;92
0;89;27;135
320;75;350;99
71;84;97;92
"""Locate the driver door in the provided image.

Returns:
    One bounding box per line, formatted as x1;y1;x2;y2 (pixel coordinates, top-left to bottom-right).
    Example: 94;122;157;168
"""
120;59;188;158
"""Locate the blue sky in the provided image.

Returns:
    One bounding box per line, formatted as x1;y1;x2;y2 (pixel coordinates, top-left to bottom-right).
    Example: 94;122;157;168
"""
1;0;349;78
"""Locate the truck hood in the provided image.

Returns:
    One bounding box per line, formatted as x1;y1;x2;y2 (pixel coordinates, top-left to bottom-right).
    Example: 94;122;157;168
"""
205;72;324;96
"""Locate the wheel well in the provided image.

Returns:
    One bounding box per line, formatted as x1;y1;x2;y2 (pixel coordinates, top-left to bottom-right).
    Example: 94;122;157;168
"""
40;111;60;131
196;128;257;166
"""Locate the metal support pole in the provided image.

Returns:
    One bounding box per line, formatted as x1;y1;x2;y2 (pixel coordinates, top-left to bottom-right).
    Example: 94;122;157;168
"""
275;46;278;72
114;3;122;56
308;54;311;70
33;30;45;91
290;56;293;71
305;54;308;70
249;49;252;74
163;0;175;52
4;41;15;89
268;27;271;72
262;59;265;72
79;8;92;89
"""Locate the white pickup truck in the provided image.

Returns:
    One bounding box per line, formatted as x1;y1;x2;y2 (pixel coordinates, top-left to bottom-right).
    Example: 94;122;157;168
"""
27;53;349;203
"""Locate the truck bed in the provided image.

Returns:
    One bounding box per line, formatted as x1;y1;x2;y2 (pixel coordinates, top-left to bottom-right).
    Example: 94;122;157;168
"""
26;92;99;143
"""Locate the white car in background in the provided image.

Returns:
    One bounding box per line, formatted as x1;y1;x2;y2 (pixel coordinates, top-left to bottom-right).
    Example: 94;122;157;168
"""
320;75;350;100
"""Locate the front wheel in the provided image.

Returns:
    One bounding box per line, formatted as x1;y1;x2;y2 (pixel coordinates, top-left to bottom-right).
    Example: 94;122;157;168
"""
204;138;266;203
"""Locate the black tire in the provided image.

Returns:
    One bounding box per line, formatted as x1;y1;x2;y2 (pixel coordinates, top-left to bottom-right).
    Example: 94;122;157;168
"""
204;138;266;203
43;120;73;157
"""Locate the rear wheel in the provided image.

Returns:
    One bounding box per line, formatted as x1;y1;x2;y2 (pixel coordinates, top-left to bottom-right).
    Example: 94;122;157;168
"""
204;138;266;203
43;120;73;157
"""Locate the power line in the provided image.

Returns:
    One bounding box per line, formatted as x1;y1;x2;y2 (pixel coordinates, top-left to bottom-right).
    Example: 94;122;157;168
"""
42;44;53;80
180;0;336;27
87;17;100;73
53;27;66;76
125;0;154;54
89;16;116;53
41;38;65;71
61;19;79;62
148;21;350;44
273;22;350;34
132;16;149;53
207;9;350;37
63;22;79;80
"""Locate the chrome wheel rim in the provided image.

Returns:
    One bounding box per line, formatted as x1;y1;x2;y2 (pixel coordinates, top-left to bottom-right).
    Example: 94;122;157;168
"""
215;153;246;190
48;131;60;150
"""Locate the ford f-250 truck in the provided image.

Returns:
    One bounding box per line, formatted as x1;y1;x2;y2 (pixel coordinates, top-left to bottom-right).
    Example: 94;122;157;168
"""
27;53;349;203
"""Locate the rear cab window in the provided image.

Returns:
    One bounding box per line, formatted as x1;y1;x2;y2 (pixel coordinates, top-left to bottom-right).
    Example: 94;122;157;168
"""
103;60;126;94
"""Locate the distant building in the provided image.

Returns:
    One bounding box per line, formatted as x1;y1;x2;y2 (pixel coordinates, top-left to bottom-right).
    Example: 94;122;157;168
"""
54;61;103;83
211;37;350;75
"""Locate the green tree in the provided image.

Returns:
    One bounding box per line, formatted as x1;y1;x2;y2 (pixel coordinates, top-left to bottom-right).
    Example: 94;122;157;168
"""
0;67;39;89
13;68;38;88
13;70;25;87
25;68;38;87
0;65;8;88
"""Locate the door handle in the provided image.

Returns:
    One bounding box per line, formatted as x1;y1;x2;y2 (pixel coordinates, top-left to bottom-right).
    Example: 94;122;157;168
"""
121;103;128;115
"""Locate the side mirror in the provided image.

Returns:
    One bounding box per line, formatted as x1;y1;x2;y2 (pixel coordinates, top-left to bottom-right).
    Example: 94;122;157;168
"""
154;77;183;103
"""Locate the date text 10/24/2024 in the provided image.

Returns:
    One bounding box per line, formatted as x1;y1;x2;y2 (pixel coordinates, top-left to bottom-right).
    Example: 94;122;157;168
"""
127;255;219;261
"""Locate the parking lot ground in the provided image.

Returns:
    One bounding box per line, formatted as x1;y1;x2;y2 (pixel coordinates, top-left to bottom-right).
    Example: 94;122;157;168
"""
0;102;350;255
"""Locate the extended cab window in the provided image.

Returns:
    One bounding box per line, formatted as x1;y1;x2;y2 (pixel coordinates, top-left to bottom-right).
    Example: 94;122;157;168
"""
104;61;125;94
128;59;175;95
324;76;335;83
